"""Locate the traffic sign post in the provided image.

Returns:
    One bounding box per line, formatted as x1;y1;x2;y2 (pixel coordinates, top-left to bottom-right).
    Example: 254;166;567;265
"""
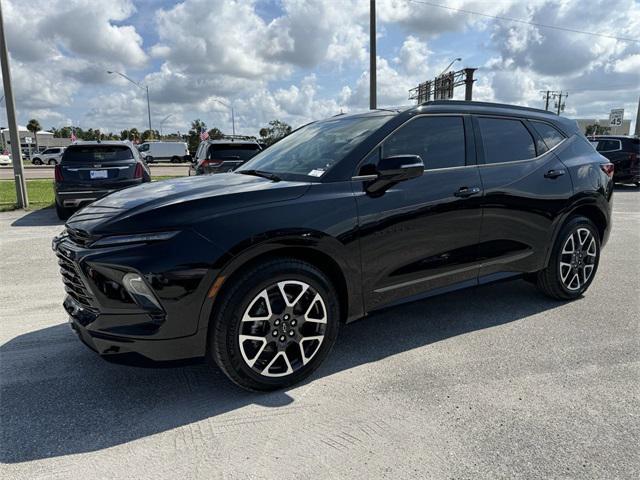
609;108;624;134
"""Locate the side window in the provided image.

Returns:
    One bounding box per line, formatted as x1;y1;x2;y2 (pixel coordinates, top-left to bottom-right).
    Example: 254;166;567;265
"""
382;116;466;170
596;140;620;152
530;120;565;150
477;117;536;163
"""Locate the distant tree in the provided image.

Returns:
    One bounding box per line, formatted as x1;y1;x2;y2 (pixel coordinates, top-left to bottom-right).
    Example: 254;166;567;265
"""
57;126;72;139
141;129;160;141
187;119;207;153
120;129;130;140
208;127;224;140
129;128;140;143
259;120;292;146
585;124;610;136
26;119;41;150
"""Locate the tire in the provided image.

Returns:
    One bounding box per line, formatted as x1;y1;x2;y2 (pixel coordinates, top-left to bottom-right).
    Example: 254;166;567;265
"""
170;156;180;163
55;202;73;220
209;258;340;391
536;216;600;300
48;159;56;165
146;156;154;164
32;158;42;165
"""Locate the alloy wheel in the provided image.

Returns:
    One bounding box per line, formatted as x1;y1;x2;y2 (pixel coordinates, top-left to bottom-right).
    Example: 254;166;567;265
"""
238;280;327;377
559;227;597;291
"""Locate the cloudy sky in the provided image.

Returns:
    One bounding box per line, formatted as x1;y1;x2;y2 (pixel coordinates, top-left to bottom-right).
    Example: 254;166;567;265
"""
1;0;639;135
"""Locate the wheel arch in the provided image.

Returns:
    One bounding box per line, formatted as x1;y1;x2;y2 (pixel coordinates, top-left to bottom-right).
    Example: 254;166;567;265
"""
544;201;609;266
204;237;363;331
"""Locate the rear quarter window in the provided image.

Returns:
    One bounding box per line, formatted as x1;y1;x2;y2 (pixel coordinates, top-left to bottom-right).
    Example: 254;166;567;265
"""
529;120;566;151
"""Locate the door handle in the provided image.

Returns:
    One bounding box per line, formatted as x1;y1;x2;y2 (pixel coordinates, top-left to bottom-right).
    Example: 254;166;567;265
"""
544;169;566;179
454;186;481;198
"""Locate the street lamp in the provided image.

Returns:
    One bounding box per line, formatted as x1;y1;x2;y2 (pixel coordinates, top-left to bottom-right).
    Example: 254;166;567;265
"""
107;70;152;135
439;57;462;76
212;99;236;136
159;114;172;138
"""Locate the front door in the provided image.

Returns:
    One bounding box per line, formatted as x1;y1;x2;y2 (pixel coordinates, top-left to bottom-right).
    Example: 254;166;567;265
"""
354;115;483;312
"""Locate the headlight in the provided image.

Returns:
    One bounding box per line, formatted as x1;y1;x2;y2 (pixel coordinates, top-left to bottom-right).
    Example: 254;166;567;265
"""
91;231;179;248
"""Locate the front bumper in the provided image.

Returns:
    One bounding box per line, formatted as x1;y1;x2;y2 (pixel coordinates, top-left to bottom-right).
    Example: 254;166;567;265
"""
52;231;219;362
65;297;206;361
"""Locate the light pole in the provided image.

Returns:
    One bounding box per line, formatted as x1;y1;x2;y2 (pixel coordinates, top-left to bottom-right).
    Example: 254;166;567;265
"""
212;99;235;136
0;3;28;208
440;57;462;76
107;70;152;135
159;114;172;138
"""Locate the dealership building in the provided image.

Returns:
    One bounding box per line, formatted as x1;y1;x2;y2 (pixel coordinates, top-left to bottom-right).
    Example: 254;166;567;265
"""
0;125;71;155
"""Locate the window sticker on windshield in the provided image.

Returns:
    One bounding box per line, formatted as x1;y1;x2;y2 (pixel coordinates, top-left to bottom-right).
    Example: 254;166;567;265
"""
308;169;325;177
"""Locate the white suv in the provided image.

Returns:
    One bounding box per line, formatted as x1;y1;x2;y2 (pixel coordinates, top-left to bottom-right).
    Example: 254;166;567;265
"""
32;147;65;165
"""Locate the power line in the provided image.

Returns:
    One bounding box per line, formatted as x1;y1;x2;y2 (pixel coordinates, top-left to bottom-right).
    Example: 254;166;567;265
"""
406;0;640;44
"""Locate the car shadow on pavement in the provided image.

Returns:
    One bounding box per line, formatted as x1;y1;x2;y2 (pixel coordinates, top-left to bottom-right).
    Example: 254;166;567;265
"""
10;207;62;227
0;279;565;464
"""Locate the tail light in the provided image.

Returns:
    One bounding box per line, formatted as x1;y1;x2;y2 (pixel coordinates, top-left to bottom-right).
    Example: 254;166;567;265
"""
134;162;144;179
54;164;63;181
201;159;222;167
600;163;614;178
629;152;638;167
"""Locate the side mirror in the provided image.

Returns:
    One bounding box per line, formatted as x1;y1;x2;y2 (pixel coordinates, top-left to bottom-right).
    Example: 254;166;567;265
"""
366;155;424;194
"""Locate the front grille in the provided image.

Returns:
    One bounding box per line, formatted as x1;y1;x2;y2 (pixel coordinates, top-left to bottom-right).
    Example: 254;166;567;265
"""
66;227;94;248
56;246;95;310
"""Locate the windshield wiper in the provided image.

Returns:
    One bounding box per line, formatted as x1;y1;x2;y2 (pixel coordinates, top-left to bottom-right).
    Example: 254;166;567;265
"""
237;169;281;182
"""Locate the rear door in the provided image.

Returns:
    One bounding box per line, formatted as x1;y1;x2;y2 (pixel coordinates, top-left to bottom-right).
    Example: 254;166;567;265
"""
473;116;573;278
355;114;484;311
60;145;138;188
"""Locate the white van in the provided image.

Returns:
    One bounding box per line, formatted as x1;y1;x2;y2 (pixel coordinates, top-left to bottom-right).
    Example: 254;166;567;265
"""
137;141;190;163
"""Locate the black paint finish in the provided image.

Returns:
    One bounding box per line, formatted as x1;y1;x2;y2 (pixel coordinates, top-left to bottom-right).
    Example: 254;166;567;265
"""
52;101;613;362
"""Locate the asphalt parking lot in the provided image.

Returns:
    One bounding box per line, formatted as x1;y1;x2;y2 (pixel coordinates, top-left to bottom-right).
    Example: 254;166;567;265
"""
1;187;638;480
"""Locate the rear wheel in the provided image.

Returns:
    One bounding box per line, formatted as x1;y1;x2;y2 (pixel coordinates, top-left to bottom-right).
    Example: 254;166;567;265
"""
47;159;56;165
55;201;74;220
171;156;180;163
209;258;339;391
536;216;600;300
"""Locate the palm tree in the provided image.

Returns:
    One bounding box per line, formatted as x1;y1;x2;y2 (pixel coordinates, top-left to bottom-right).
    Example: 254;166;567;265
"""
26;119;41;152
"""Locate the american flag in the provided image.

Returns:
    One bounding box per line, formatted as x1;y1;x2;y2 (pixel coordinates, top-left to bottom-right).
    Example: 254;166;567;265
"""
70;129;77;142
199;127;209;141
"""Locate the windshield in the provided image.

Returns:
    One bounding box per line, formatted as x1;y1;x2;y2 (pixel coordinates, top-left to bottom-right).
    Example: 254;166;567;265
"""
62;145;134;163
237;115;392;178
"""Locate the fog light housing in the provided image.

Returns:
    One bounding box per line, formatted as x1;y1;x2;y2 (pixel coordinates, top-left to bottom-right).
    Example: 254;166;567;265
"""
122;273;163;312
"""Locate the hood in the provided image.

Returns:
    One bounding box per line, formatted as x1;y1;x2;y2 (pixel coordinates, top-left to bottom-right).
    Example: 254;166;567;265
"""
66;173;311;236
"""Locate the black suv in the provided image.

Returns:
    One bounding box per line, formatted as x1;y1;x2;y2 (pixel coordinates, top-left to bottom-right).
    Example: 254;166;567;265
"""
54;141;151;219
589;135;639;186
190;137;262;175
52;101;613;391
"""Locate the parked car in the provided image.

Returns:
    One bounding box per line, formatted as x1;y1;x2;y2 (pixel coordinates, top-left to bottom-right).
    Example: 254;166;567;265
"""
54;141;151;220
189;137;262;175
589;135;639;186
137;141;190;163
0;153;10;165
52;101;613;391
32;147;65;165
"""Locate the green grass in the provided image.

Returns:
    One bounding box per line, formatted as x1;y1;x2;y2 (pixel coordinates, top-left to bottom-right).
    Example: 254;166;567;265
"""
0;176;182;212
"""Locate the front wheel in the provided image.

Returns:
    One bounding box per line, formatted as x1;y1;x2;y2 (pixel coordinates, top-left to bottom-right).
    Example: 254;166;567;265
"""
536;216;600;300
209;258;339;391
32;158;42;165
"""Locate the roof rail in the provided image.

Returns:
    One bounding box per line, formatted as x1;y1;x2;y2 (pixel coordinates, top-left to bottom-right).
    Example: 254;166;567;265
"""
420;100;552;115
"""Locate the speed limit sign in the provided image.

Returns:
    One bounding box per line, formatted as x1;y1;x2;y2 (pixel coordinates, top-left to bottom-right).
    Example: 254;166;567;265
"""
609;109;624;127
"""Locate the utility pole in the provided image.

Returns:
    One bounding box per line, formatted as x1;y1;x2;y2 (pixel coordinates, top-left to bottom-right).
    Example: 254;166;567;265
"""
0;2;28;208
464;68;476;101
541;90;551;111
635;96;640;137
556;91;565;115
369;0;376;110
